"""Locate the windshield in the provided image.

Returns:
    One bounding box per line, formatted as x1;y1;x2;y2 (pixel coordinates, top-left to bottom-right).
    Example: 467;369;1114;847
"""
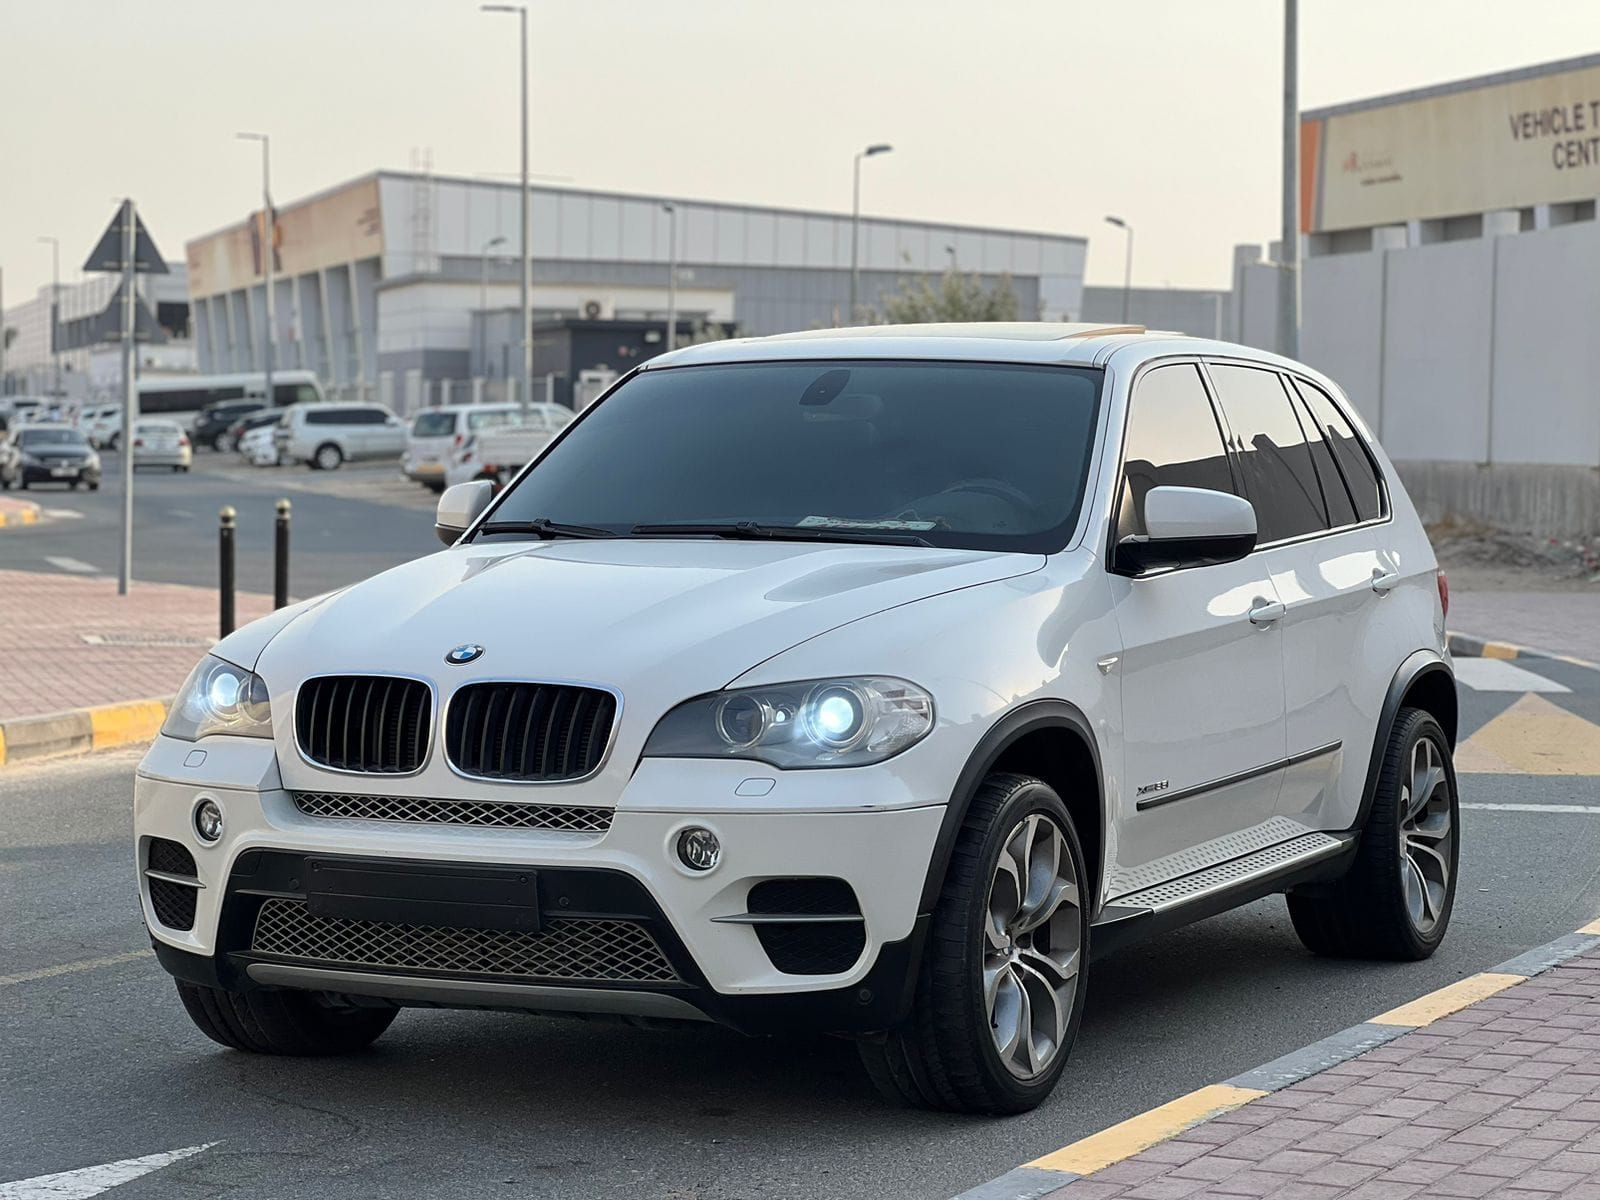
483;359;1103;552
19;428;85;447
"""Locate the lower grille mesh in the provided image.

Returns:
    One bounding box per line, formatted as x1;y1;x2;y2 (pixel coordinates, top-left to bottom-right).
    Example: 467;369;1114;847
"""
292;791;612;834
146;836;200;932
250;898;677;984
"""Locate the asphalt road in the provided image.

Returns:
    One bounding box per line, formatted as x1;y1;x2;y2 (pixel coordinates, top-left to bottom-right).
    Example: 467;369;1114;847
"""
3;657;1599;1198
0;448;439;596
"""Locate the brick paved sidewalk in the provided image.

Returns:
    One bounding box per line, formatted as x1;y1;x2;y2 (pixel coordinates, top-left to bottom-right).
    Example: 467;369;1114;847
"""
1040;944;1600;1200
1451;590;1600;667
0;568;272;722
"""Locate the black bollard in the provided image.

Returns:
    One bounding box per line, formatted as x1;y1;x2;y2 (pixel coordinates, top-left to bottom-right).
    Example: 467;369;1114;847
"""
273;498;291;610
219;506;236;638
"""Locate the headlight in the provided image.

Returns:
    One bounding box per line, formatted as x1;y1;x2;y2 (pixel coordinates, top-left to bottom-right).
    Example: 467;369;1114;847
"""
161;655;273;741
643;677;933;769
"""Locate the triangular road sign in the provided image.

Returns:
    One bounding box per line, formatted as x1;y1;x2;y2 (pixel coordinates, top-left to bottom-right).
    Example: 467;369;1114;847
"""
83;200;169;274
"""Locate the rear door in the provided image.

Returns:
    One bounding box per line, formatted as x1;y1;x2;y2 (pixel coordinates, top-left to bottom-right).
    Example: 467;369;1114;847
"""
1107;361;1288;894
1205;362;1384;833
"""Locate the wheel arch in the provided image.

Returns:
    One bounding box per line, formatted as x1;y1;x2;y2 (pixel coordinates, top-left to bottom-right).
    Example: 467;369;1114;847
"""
918;700;1106;915
1353;649;1457;833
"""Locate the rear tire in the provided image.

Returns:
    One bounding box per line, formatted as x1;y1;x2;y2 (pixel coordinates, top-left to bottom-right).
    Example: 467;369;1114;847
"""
1287;707;1458;961
175;981;397;1055
313;443;343;471
859;773;1088;1114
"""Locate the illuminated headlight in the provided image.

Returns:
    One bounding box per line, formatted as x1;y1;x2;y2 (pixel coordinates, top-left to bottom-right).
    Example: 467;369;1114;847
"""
644;677;933;769
161;655;273;741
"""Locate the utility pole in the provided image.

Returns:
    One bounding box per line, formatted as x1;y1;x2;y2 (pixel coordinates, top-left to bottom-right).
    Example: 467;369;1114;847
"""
849;143;892;322
38;236;60;401
479;234;506;378
483;4;531;417
662;203;678;351
238;133;274;405
1279;0;1300;358
0;265;6;393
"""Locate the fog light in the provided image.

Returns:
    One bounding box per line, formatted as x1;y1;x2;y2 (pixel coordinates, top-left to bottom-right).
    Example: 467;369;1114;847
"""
676;826;720;872
193;798;224;843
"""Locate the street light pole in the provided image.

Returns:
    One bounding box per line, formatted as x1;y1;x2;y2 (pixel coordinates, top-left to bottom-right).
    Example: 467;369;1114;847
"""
849;143;892;322
661;203;678;351
1279;0;1300;359
479;235;506;380
38;236;60;400
1104;216;1133;324
482;4;531;417
237;133;274;406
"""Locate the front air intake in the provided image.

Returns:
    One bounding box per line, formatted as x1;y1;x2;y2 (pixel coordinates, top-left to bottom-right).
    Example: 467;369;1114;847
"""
145;837;200;932
294;675;432;774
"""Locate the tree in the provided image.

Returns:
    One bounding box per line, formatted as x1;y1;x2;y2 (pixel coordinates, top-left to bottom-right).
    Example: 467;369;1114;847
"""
868;268;1021;324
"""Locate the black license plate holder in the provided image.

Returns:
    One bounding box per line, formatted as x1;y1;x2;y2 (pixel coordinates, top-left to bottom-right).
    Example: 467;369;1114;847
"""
304;857;541;932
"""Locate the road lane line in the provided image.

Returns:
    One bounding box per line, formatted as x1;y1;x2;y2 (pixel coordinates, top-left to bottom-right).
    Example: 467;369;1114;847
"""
0;1144;215;1199
0;950;153;988
1463;802;1600;814
45;556;98;574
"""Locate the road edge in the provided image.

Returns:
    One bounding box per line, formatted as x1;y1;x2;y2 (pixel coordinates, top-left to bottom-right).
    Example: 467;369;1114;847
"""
952;914;1600;1200
1447;629;1600;671
0;498;41;528
0;696;170;768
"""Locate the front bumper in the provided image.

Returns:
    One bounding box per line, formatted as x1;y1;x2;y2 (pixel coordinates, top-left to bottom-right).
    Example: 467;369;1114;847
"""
20;462;97;484
134;734;945;1033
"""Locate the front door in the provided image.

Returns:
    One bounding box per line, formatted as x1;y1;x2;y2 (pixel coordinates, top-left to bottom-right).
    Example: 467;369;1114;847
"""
1106;361;1288;897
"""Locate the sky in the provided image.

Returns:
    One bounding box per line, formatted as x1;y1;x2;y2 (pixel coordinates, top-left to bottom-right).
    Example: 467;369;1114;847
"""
5;0;1600;304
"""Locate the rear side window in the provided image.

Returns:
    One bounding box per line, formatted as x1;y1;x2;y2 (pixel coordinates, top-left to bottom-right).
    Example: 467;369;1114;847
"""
303;408;340;426
467;410;516;432
412;411;457;437
1117;364;1237;542
1208;364;1328;544
1290;378;1385;523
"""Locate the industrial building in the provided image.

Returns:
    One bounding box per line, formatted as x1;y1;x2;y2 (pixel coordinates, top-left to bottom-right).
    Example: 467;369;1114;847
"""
183;171;1087;411
1228;52;1600;534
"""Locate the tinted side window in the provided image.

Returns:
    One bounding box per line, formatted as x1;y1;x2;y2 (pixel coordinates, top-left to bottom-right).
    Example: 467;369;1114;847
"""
1117;364;1236;542
358;408;392;425
1291;378;1384;522
304;408;344;426
1209;364;1328;544
1285;380;1357;528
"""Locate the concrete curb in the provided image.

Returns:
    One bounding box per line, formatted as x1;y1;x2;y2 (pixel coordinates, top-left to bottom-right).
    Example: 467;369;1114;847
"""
951;916;1600;1199
1447;629;1600;671
0;499;41;528
0;696;171;768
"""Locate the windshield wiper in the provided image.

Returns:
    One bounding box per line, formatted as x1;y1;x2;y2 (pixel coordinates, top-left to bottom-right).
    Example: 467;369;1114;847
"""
476;517;617;540
629;521;931;547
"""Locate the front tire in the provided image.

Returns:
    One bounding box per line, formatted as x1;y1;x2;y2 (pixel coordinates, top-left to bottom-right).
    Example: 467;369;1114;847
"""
1287;707;1458;960
175;980;397;1055
859;773;1088;1114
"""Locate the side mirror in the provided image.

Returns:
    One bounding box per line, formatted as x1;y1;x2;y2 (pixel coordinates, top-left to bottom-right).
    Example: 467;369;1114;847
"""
435;480;495;546
1114;486;1257;575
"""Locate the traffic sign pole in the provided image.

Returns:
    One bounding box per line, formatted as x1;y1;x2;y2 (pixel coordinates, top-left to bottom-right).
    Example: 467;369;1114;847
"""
118;201;136;595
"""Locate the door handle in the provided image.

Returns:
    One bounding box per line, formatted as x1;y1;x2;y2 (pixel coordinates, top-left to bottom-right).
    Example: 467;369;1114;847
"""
1371;568;1400;595
1248;599;1286;626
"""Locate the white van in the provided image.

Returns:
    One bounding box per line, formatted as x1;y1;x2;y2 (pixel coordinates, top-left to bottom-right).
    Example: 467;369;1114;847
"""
275;403;407;470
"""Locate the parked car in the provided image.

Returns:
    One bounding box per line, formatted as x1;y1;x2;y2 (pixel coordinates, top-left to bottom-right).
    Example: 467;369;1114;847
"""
0;397;45;432
135;324;1457;1115
444;402;575;488
238;412;287;467
403;403;522;493
194;400;265;451
80;405;123;449
276;403;407;470
131;419;192;472
0;423;101;490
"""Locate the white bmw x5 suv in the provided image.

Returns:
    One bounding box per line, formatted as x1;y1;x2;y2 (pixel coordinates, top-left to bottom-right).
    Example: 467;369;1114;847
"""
135;323;1458;1114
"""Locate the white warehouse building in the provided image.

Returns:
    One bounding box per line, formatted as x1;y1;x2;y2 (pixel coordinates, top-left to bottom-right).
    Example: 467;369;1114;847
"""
184;171;1087;410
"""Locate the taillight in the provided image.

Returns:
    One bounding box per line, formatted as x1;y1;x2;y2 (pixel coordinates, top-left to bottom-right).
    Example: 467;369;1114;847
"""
1437;569;1449;619
453;433;464;447
133;439;144;448
178;435;189;447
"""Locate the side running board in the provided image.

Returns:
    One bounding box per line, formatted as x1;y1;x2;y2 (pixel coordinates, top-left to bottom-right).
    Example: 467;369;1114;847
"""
1089;832;1356;960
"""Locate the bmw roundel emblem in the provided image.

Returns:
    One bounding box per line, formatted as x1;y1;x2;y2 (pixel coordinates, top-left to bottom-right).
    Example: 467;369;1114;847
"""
445;644;485;665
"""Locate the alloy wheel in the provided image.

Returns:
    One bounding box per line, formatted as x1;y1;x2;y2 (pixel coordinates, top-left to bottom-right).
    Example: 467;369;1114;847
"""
1399;735;1454;934
983;813;1082;1080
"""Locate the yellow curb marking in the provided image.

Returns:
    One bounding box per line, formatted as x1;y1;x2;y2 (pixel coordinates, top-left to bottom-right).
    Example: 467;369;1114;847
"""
1371;972;1525;1027
1482;642;1519;660
1455;692;1600;776
1028;1084;1267;1175
0;507;39;527
1579;918;1600;936
0;949;155;988
88;699;168;750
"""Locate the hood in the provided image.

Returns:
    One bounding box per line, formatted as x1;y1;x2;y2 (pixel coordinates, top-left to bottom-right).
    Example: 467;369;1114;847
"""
263;538;1040;694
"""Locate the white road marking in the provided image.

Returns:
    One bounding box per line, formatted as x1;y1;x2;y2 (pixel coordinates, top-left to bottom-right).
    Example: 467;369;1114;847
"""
44;556;97;574
41;508;83;520
0;1145;215;1199
1452;658;1570;693
0;950;154;988
1462;802;1600;814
